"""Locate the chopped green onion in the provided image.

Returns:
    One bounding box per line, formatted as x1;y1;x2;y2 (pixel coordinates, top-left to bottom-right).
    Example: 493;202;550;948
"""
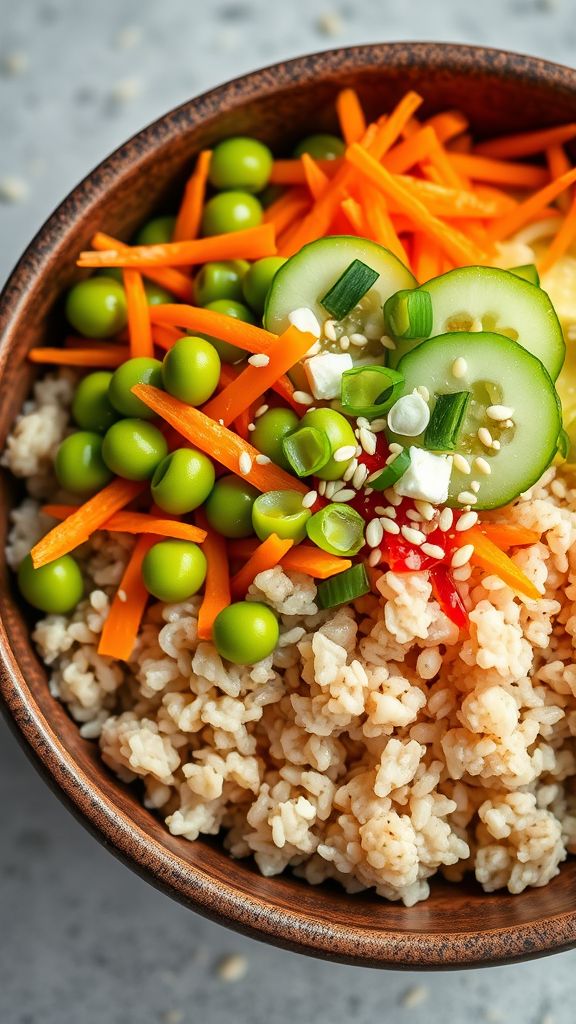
510;264;540;287
282;426;331;477
383;288;433;340
252;490;312;543
317;563;371;609
340;365;404;419
320;259;379;320
557;427;570;461
369;448;411;491
306;503;365;556
424;392;471;451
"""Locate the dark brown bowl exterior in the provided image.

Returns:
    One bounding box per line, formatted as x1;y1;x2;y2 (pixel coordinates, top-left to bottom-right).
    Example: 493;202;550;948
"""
1;42;576;969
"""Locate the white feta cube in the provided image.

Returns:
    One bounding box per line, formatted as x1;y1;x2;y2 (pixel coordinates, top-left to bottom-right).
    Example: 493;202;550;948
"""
287;306;321;338
393;447;452;504
303;352;353;401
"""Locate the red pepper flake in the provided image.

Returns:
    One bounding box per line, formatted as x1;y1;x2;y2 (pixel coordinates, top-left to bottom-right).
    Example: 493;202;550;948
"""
430;563;469;630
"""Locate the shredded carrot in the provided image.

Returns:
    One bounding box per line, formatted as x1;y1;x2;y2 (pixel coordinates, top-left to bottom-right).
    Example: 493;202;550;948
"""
149;303;276;353
301;154;330;200
231;534;294;597
340;196;368;235
151;324;185;350
269;372;306;412
173;149;212;242
233;405;254;441
28;346;129;368
547;144;572;214
488;166;576;241
41;506;207;543
228;539;352;579
412;234;444;283
479;524;541;549
91;232;194;302
31;478;145;568
475;123;576;159
368;92;424;161
98;535;155;661
336;88;367;144
268;159;341;185
383;126;439;175
424;110;469;143
448;153;550;189
132;384;308;495
345;143;486;265
448;132;473;154
78;224;277;269
123;269;154;358
453;527;541;600
202;326;316;426
538;192;576;273
194;510;230;640
361;185;408;263
388;175;515;219
263;188;310;233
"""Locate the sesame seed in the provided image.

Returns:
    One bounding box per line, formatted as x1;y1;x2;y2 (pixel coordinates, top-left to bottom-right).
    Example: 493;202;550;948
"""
503;419;514;429
324;480;338;498
368;548;382;566
486;404;514;421
365;487;373;495
492;439;501;450
475;457;491;475
342;457;359;482
293;390;314;405
255;404;269;418
453;453;471;475
366;518;384;548
218;418;225;426
381;517;400;534
389;442;403;454
457;490;478;505
379;335;396;350
416;385;430;403
385;451;401;466
339;335;350;351
379;505;397;518
384;488;403;506
414;499;435;521
239;453;252;475
355;444;363;457
255;454;271;465
438;508;454;532
118;588;128;603
334;444;357;463
359;427;377;455
352;463;369;489
350;332;368;347
330;488;356;502
318;480;327;496
367;469;383;484
456;510;478;531
401;525;426;546
302;490;317;508
452;564;472;581
470;480;480;493
324;319;337;341
248;353;270;368
406;509;423;522
247;422;256;432
451;356;468;378
478;427;493;448
356;417;370;428
451;544;475;568
421;543;445;559
370;417;387;432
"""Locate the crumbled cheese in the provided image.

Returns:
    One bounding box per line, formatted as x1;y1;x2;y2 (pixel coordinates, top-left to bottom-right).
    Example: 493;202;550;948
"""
303;351;353;400
394;447;452;504
288;306;321;338
387;392;430;437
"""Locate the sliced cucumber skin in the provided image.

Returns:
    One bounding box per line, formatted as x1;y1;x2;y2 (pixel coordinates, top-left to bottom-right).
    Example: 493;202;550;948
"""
264;235;416;337
394;332;561;510
389;266;565;380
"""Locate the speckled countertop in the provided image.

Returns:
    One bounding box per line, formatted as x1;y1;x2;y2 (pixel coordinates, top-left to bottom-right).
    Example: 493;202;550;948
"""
2;1;576;1021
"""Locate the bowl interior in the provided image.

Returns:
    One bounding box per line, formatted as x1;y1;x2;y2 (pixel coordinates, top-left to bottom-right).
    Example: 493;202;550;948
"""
1;43;576;968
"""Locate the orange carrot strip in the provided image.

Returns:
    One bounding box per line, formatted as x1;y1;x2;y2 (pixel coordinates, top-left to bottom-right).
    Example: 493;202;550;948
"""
383;126;439;174
31;478;145;568
195;510;230;640
361;185;408;263
488;166;576;241
268;159;342;185
228;539;352;579
263;188;310;232
234;405;254;441
270;372;306;412
230;534;294;597
91;232;194;302
388;175;515;218
448;133;473;154
538;193;576;274
98;536;155;661
475;123;576;159
453;527;541;600
480;524;541;549
424;110;469;143
173;150;212;242
346;143;486;264
202;326;316;426
132;384;308;495
78;224;277;269
449;153;550;189
152;324;185;350
336;88;367;144
546;144;572;214
412;233;444;283
28;346;129;368
149;303;277;353
369;92;424;160
41;506;207;543
340;196;368;234
301;154;330;200
123;269;154;358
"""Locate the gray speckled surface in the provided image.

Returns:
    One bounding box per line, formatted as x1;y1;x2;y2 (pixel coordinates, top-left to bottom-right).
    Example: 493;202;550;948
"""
2;1;576;1020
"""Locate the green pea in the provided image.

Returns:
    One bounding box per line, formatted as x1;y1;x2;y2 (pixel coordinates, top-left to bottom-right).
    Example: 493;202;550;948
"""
252;490;311;543
18;553;84;615
162;336;221;406
142;540;207;603
65;276;127;338
201;191;263;236
293;134;345;160
135;216;176;246
204;474;258;538
144;282;172;306
151;448;215;515
108;357;164;419
102;419;168;480
242;257;286;314
300;408;357;480
193;260;249;306
55;432;113;495
251;408;299;470
72;372;119;433
213;601;279;665
209;137;273;193
201;299;256;364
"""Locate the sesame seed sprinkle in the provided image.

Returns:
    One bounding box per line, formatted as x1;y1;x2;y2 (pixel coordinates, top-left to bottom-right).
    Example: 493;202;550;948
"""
239;452;252;475
492;439;501;450
379;334;396;350
478;427;493;448
475;457;491;475
318;480;327;496
453;453;471;475
457;490;478;505
350;332;368;347
366;518;384;547
414;499;435;521
389;442;403;454
359;427;377;455
339;335;350;350
401;524;426;546
438;508;454;531
406;509;423;522
302;490;317;508
334;444;357;463
330;488;356;502
324;480;338;498
254;404;269;418
451;356;468;378
370;418;387;432
293;390;314;405
470;480;481;493
324;319;337;341
381;517;400;534
368;548;382;566
255;453;271;465
248;353;270;367
247;422;256;431
452;564;472;581
486;404;514;420
342;457;359;482
421;542;445;559
353;463;369;489
456;510;478;531
384;488;403;506
416;385;430;402
451;544;475;568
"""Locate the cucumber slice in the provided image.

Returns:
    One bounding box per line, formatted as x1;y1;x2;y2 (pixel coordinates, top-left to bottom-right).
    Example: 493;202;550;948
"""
389;266;565;380
264;236;416;370
393;332;561;510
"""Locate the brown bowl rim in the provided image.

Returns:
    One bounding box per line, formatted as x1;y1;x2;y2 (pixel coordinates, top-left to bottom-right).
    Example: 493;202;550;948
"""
2;41;576;969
